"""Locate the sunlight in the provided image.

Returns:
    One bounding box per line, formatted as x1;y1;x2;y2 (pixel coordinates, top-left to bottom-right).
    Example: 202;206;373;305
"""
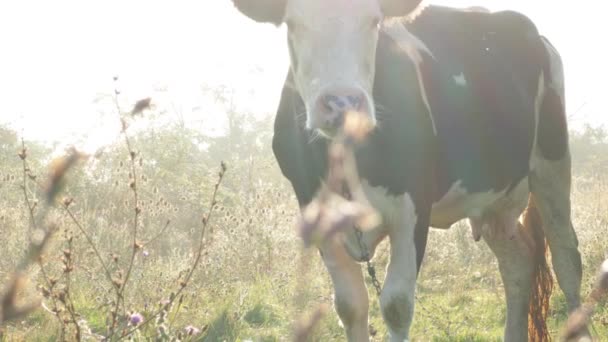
0;0;604;152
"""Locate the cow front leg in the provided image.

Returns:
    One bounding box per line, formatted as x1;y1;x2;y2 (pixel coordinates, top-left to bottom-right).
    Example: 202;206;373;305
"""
320;239;370;342
381;194;427;341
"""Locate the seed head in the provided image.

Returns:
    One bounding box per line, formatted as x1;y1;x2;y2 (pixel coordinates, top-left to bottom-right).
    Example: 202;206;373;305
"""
62;197;74;207
184;325;201;336
131;97;152;116
18;148;27;160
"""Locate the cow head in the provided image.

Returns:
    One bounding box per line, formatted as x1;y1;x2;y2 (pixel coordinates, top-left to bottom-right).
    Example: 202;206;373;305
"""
233;0;424;137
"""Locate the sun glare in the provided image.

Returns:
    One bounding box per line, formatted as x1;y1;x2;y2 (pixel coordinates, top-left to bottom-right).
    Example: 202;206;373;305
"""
0;0;604;153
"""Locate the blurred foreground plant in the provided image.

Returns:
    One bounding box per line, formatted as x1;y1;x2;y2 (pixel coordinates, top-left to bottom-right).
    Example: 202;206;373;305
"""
563;258;608;341
1;141;83;327
293;111;379;340
3;81;227;341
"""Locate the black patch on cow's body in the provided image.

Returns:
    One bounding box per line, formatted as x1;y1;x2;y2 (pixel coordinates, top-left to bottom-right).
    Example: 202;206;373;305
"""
405;6;544;199
354;32;437;197
272;73;327;207
413;203;431;273
537;88;568;160
537;36;569;161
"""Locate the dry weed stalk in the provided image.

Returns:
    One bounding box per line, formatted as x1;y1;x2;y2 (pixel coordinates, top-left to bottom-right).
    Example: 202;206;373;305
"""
90;84;228;340
1;140;82;328
4;80;226;341
562;258;608;341
293;304;329;342
298;111;379;248
117;161;227;340
294;111;378;340
106;87;146;337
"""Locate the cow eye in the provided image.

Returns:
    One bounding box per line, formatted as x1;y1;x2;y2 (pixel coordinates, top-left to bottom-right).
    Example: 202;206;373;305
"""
371;16;382;29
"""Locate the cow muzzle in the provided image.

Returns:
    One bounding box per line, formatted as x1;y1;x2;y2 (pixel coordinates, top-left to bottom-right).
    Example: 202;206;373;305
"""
310;87;375;137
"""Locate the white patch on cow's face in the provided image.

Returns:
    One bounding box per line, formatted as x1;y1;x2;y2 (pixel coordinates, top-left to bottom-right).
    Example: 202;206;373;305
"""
284;0;382;135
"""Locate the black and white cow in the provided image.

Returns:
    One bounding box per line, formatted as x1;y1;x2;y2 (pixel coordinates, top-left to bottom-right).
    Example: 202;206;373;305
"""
233;1;587;341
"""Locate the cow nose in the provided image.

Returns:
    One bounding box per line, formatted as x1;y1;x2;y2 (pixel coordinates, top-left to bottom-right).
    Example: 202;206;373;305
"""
314;90;368;131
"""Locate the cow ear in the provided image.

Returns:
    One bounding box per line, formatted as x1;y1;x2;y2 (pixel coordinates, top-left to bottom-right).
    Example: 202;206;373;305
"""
380;0;424;17
232;0;286;26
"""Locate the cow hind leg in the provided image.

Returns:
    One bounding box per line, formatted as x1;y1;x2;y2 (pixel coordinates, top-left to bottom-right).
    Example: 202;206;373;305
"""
482;217;535;342
530;34;587;337
530;154;591;341
320;239;370;342
530;155;584;314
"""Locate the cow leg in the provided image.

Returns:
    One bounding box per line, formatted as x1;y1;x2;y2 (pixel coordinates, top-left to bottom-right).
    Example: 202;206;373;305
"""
482;219;534;342
320;239;370;342
380;194;425;341
533;36;586;321
530;155;584;314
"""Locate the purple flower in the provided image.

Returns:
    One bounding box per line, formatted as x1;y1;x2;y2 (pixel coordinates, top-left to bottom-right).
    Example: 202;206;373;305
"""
142;250;149;257
129;312;143;326
184;325;201;335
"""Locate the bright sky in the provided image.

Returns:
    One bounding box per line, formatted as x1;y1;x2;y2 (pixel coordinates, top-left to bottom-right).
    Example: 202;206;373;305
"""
0;0;604;153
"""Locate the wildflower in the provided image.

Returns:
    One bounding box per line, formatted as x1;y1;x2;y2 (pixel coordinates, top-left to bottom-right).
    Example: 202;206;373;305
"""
142;250;149;257
129;312;143;326
184;325;201;336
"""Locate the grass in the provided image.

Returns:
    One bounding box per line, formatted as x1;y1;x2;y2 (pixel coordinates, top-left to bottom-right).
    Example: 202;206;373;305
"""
3;190;607;342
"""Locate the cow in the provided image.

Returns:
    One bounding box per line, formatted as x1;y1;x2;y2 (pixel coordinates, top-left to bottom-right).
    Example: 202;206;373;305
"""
232;1;587;341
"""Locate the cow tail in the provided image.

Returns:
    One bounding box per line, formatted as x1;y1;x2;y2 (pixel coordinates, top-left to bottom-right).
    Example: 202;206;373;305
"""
522;194;554;342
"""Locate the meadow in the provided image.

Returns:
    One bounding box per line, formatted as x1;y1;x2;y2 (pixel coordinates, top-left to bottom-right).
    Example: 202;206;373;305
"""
0;96;606;341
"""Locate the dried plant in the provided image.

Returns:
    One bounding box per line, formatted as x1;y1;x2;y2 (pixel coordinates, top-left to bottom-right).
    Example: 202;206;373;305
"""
293;111;379;340
1;140;83;328
298;111;379;248
562;259;608;341
1;79;228;341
